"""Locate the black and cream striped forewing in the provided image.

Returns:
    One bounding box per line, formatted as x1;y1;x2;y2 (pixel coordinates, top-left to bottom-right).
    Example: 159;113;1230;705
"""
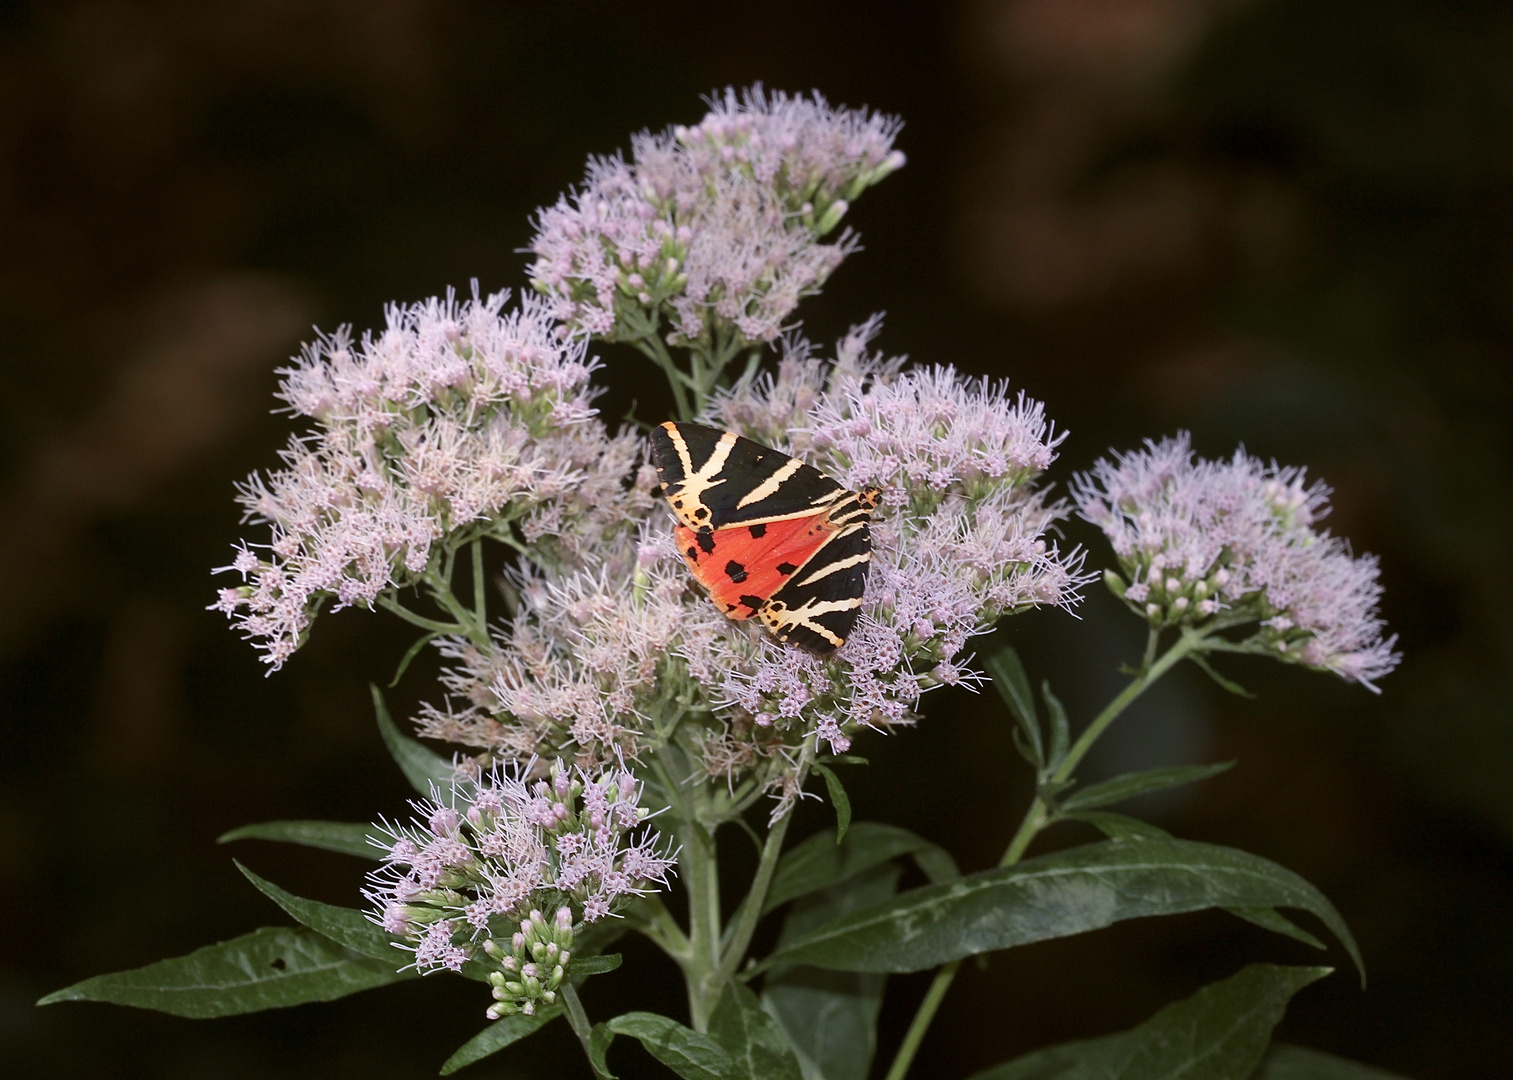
649;422;846;531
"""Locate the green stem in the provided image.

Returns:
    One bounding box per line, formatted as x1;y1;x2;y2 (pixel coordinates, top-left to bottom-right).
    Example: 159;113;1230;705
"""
561;983;608;1080
883;628;1205;1080
634;335;693;420
376;596;467;638
679;815;721;1032
1051;629;1200;786
471;539;486;628
882;961;960;1080
715;796;798;985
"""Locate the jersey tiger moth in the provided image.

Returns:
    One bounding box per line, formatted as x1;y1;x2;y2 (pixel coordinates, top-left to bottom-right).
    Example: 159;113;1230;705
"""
648;421;880;654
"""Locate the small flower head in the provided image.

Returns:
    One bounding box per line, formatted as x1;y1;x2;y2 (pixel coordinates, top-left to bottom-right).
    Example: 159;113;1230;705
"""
365;760;673;1015
213;287;644;669
529;86;902;348
1073;433;1400;690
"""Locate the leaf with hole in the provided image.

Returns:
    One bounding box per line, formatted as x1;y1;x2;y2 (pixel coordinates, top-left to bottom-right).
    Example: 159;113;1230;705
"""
36;927;411;1017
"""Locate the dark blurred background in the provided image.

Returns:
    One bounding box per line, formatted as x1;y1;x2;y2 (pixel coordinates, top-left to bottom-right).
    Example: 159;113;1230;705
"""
3;1;1511;1077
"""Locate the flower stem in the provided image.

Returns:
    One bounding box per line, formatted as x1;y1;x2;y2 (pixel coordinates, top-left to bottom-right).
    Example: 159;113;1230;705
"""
881;628;1204;1080
882;961;959;1080
715;796;798;986
561;983;609;1080
376;596;467;638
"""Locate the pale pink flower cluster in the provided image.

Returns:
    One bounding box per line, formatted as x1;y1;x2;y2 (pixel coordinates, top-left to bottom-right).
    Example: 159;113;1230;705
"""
414;533;733;769
528;87;901;347
678;85;907;223
709;322;1089;754
1073;433;1400;690
211;289;645;668
364;760;673;977
420;324;1083;780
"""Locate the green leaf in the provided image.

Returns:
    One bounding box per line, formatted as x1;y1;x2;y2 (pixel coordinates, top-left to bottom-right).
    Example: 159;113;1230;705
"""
389;630;440;688
218;820;384;860
1043;680;1071;774
373;683;454;795
764;822;949;914
1059;762;1236;813
592;1012;738;1080
764;864;899;1080
1192;652;1257;698
440;1007;561;1075
966;963;1331;1080
36;927;411;1018
1229;908;1327;951
985;642;1042;768
572;953;623;977
710;981;803;1080
1064;810;1174;842
811;764;852;843
911;845;961;884
236;861;397;962
1253;1044;1414;1080
766;839;1363;982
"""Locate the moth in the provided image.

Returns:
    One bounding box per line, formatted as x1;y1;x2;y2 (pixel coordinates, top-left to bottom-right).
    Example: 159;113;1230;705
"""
648;421;880;654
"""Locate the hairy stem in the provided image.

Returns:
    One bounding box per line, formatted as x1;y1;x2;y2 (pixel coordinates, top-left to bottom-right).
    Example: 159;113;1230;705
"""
561;983;609;1080
715;798;797;985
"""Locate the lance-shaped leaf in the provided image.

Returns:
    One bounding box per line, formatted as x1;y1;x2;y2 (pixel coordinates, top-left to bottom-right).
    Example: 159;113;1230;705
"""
1253;1044;1414;1079
812;764;852;843
763;863;900;1080
710;982;803;1080
590;1012;738;1080
985;642;1042;769
219;820;384;859
440;1007;562;1076
1059;762;1235;813
236;861;396;962
1042;680;1071;774
965;963;1330;1080
1067;815;1325;950
36;927;411;1018
764;823;952;914
764;839;1363;981
372;683;454;795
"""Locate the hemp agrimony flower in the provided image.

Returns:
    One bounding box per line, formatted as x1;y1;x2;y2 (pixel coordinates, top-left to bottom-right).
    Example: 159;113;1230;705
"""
1073;432;1399;689
211;289;642;669
364;760;673;1016
529;87;903;350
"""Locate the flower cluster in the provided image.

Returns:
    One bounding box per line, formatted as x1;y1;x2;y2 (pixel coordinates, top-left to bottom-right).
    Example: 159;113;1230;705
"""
709;323;1088;754
1073;433;1400;689
416;322;1085;785
364;760;674;1013
211;289;646;668
529;87;903;348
